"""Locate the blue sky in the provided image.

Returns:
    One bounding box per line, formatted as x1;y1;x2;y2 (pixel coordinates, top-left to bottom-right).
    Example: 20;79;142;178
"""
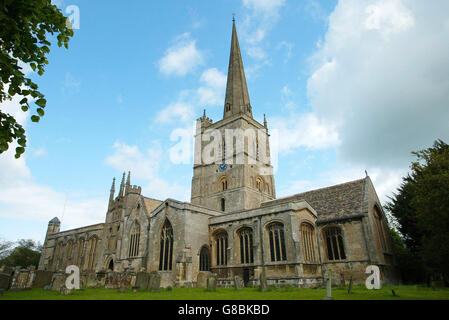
1;0;449;243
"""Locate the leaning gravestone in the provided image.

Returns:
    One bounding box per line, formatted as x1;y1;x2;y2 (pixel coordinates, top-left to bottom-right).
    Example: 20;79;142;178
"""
234;275;244;291
59;285;71;295
206;277;216;292
51;273;67;291
259;270;267;292
148;272;161;292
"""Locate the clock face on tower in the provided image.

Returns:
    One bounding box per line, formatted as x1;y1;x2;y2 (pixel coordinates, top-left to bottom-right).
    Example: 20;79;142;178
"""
219;163;227;172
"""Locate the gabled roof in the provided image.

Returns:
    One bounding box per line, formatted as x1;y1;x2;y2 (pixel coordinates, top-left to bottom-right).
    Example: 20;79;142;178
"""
262;178;369;222
49;217;60;224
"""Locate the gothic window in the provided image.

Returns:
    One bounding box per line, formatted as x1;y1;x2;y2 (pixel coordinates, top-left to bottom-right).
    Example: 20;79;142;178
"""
215;231;228;266
219;176;228;191
66;240;74;261
75;238;84;266
159;220;174;271
373;206;388;252
239;228;254;264
128;222;140;258
87;236;98;270
324;227;346;261
301;223;316;262
256;177;264;192
199;246;210;271
108;259;114;271
268;223;287;262
221;198;225;212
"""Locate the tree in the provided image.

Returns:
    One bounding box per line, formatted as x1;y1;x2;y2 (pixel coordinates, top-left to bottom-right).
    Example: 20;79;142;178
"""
386;139;449;285
0;0;73;158
0;238;14;260
0;239;42;268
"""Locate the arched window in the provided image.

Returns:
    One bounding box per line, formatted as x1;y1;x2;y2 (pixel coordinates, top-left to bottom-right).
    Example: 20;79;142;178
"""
159;220;174;271
87;236;98;270
239;228;254;264
53;242;63;269
256;177;264;192
128;222;140;257
324;227;346;261
66;240;74;261
219;176;228;191
373;206;388;252
74;238;84;266
221;198;225;212
301;223;316;262
199;246;210;271
108;259;114;271
268;223;287;262
215;231;228;266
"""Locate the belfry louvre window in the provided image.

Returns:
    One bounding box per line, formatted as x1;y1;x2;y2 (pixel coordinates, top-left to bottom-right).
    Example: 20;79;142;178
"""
199;246;210;271
215;232;228;266
325;227;346;261
301;223;316;262
219;176;228;191
128;222;140;258
239;228;254;264
268;223;287;262
159;220;174;271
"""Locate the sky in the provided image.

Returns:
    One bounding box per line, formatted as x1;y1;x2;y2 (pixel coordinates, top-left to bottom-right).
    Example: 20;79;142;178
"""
1;0;449;244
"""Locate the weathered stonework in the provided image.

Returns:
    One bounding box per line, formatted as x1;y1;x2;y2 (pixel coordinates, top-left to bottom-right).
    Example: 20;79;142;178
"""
32;20;398;292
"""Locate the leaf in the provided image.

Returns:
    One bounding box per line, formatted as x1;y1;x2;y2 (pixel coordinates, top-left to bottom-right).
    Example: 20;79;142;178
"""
37;108;45;116
35;98;46;108
31;115;40;122
21;105;29;112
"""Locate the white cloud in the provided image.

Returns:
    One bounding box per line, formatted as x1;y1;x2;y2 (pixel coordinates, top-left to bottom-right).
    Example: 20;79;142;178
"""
105;142;190;201
242;0;285;17
270;113;339;155
155;68;226;125
158;33;204;77
155;102;195;124
307;0;449;170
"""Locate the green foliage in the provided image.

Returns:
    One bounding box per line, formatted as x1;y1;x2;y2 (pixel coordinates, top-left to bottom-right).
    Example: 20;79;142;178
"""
385;140;449;285
0;239;42;268
0;238;14;260
0;0;73;158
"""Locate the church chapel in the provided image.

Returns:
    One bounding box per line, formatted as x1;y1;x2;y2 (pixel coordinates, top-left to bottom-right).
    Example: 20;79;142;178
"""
38;21;397;288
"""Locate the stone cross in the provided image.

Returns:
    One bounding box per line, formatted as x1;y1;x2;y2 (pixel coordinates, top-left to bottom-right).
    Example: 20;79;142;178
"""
324;270;333;300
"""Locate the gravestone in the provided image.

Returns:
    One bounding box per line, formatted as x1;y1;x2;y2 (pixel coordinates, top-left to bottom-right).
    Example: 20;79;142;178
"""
0;274;11;290
340;273;345;287
347;275;353;294
51;273;67;291
259;270;267;292
148;272;161;292
206;277;216;292
196;272;210;288
118;285;128;293
324;270;333;300
234;275;244;291
135;272;150;290
0;288;4;296
59;285;71;295
32;270;53;288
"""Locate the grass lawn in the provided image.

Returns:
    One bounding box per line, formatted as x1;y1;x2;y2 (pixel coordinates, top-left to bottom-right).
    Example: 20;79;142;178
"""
1;285;449;300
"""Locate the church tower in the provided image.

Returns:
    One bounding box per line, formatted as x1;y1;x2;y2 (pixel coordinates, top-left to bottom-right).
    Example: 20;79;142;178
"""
191;19;276;212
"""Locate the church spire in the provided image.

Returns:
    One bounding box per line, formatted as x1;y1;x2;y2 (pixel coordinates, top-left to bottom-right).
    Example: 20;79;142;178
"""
119;172;125;197
223;18;252;119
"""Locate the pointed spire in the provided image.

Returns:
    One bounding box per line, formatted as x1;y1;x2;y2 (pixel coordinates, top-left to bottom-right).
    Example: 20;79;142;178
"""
125;171;131;195
119;172;125;197
203;109;206;120
264;114;267;128
109;177;116;203
223;18;252;119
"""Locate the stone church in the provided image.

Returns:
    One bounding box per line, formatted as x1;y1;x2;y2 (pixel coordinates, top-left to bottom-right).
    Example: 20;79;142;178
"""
38;21;397;288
